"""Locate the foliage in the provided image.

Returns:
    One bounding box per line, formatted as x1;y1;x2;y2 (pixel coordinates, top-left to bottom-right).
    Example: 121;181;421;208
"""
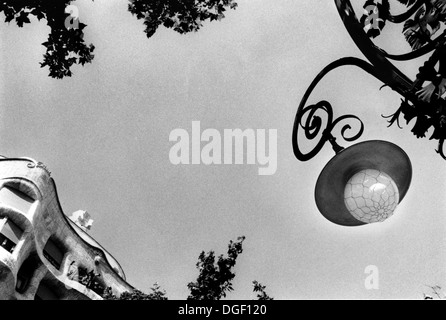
0;0;94;78
103;283;168;300
102;236;273;300
187;236;245;300
128;0;238;38
252;280;273;300
360;0;446;44
0;0;238;78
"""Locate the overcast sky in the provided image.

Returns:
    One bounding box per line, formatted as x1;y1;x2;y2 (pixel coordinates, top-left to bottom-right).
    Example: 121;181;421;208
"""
1;0;446;299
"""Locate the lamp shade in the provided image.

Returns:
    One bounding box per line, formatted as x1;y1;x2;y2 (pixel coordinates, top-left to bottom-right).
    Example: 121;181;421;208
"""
314;140;412;226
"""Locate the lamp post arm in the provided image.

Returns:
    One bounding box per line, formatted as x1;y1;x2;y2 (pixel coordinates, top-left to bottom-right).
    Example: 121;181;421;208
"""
293;57;377;161
376;33;446;62
334;0;446;160
335;0;414;96
293;1;446;163
386;0;426;24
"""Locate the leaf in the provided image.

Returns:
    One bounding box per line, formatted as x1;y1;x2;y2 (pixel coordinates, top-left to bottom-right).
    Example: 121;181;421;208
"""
31;8;45;20
16;11;30;27
4;13;14;23
411;114;433;138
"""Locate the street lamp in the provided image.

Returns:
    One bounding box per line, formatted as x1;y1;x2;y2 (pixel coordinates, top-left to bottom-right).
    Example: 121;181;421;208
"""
315;140;411;226
293;0;446;226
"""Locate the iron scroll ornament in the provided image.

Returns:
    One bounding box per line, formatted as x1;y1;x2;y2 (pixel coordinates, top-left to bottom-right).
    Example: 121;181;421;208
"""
293;0;446;161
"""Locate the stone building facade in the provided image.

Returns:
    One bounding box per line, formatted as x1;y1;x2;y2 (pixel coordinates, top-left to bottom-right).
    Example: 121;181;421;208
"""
0;156;134;299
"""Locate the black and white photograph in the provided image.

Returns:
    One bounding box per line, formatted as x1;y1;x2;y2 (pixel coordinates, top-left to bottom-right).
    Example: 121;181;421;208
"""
0;0;445;306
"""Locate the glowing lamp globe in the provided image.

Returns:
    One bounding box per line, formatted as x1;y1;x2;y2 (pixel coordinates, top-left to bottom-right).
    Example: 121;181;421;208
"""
314;140;412;226
344;169;399;223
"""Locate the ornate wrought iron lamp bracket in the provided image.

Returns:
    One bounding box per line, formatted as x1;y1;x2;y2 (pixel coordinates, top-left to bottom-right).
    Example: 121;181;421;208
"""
293;0;446;161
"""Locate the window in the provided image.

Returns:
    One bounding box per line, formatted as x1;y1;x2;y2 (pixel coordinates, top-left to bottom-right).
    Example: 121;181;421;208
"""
77;266;105;296
16;255;40;293
0;218;23;254
0;186;34;214
34;283;58;300
43;237;65;270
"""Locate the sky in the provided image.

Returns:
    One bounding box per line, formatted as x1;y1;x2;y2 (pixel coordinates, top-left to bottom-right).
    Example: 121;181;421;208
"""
1;0;446;300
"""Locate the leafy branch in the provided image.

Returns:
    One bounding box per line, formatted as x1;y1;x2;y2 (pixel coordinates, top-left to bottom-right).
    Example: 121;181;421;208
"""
187;236;245;300
0;0;238;78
